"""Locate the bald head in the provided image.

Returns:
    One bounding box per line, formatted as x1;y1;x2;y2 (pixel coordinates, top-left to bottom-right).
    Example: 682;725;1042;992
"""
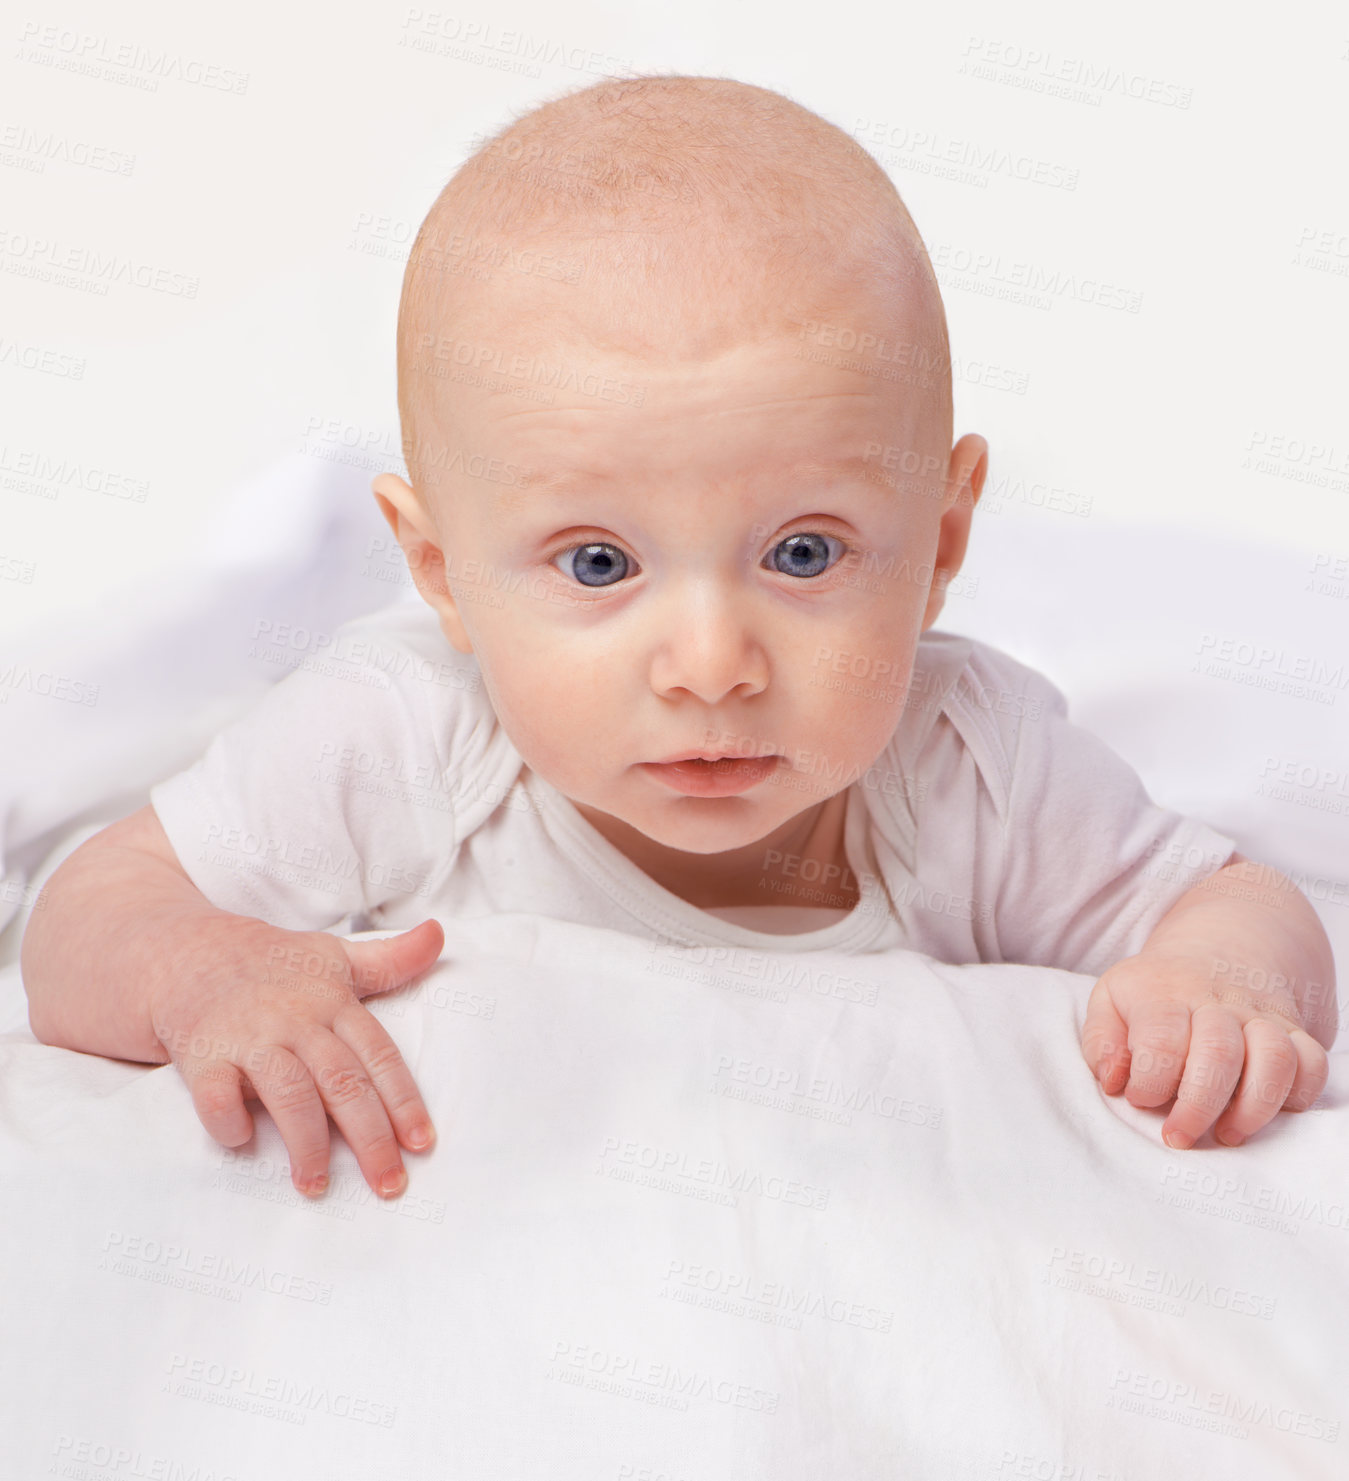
395;73;951;504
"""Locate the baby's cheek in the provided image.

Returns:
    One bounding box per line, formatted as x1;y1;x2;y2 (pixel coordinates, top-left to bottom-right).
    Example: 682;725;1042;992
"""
808;638;917;753
489;659;601;779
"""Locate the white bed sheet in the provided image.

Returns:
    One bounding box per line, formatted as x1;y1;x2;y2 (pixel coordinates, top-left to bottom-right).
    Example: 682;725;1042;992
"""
2;916;1347;1477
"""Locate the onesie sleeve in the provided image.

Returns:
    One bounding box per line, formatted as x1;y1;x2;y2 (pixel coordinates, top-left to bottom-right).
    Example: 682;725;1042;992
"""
988;656;1239;978
148;604;501;932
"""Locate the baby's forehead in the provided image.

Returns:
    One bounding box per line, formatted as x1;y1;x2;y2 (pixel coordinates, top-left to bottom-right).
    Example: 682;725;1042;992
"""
432;228;944;400
413;278;946;517
427;356;944;533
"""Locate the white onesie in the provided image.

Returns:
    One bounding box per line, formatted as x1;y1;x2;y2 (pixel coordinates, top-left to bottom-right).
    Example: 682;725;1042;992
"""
149;599;1238;977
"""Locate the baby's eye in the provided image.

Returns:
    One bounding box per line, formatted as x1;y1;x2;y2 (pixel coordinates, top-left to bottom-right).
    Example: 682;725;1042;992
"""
551;541;634;587
764;532;844;579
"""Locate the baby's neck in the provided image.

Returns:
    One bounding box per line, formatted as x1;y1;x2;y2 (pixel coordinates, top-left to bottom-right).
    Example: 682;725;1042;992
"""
573;789;853;912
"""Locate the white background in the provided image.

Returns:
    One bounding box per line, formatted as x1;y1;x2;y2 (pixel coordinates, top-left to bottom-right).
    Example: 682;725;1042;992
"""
1;0;1347;638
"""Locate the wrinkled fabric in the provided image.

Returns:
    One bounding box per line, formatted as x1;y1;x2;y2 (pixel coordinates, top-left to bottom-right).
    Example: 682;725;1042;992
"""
3;917;1346;1478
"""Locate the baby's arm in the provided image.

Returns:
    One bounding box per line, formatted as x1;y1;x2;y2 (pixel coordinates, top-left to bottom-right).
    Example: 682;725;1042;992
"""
21;803;443;1199
1081;851;1336;1150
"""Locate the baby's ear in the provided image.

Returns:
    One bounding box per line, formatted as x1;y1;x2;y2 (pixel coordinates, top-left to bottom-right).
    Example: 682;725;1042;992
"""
966;441;989;503
368;474;473;654
371;472;422;539
949;434;988;510
371;472;449;568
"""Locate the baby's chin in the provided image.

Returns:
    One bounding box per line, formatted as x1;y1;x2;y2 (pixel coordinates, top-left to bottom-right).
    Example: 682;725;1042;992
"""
632;805;783;855
573;774;825;857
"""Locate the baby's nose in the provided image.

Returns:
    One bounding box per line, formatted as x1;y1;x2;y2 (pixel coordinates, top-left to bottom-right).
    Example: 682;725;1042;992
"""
647;591;770;704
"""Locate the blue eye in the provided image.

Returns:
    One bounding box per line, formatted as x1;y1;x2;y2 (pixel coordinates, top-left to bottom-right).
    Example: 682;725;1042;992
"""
553;542;632;587
766;532;841;578
550;531;845;588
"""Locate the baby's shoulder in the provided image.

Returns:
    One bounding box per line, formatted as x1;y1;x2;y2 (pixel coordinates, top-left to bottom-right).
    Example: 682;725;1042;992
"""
323;598;490;705
888;631;1069;819
282;597;507;769
327;596;477;670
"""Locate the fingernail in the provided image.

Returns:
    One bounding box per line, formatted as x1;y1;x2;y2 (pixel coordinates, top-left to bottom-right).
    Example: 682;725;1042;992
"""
380;1167;407;1197
408;1124;433;1150
1162;1130;1193;1151
304;1175;327;1197
1215;1130;1244;1147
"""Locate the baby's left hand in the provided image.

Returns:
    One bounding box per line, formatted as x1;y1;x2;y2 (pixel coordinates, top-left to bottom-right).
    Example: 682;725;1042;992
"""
1080;953;1330;1149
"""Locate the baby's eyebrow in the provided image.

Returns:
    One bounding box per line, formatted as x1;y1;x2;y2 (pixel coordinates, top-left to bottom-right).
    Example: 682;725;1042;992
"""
517;466;612;495
518;453;886;496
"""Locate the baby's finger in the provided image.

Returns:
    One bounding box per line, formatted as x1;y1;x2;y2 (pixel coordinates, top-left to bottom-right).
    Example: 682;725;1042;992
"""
344;919;444;1001
1081;975;1131;1093
1160;1004;1245;1149
291;1023;408;1200
180;1056;255;1150
244;1042;334;1197
1122;1000;1192;1109
329;1001;436;1156
1212;1020;1300;1145
1283;1028;1331;1112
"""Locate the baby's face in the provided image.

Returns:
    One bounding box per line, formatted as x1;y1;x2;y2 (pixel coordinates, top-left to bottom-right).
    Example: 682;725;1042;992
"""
384;298;982;861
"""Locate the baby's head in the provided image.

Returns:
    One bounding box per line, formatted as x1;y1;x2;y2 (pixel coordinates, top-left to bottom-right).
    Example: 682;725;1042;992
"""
374;74;987;862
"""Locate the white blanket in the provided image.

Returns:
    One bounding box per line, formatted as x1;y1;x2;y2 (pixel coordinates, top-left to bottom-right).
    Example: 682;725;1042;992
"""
2;916;1347;1477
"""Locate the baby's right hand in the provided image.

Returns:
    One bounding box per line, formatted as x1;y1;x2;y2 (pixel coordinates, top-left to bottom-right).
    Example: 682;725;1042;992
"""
148;916;445;1200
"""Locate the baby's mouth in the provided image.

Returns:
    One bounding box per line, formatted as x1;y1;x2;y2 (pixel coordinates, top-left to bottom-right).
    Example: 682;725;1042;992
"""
640;753;782;796
652;750;778;767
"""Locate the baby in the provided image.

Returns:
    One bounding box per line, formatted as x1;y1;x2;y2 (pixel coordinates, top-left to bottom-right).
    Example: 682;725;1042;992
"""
21;74;1335;1203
